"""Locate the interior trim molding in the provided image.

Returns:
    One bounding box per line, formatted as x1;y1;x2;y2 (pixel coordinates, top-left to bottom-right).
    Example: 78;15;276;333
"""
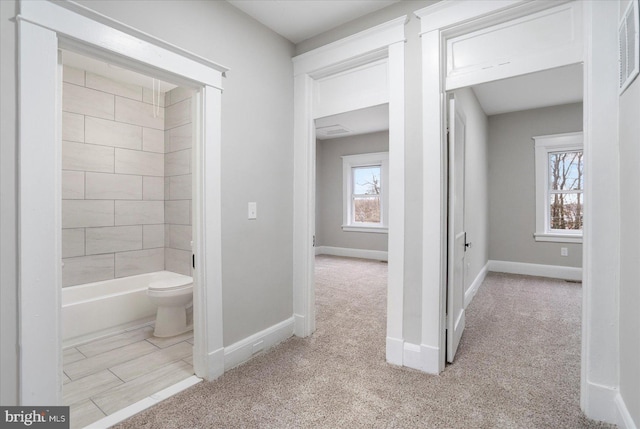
224;317;295;371
615;393;638;429
582;381;619;424
315;246;388;261
464;262;488;309
402;342;421;370
386;336;404;366
488;260;582;281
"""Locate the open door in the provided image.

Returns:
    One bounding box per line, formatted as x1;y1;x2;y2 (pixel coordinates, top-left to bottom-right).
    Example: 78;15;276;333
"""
447;96;467;363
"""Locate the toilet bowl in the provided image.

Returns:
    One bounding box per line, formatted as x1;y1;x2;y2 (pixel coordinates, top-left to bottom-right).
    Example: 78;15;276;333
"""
147;274;193;337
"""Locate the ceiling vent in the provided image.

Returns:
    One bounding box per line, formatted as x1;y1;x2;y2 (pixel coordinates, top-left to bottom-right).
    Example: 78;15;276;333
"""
619;0;639;94
316;124;351;139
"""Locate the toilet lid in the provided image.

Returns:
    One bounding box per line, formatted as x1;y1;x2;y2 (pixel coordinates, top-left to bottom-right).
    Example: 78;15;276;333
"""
149;277;192;291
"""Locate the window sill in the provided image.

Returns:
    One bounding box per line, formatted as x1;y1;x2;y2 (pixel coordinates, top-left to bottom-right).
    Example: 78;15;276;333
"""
342;225;388;234
534;233;583;244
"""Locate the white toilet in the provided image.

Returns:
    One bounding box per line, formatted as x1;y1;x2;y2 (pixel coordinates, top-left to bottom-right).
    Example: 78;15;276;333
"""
147;273;193;337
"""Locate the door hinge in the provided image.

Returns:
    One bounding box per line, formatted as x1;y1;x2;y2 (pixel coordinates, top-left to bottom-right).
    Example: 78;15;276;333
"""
313;235;316;247
192;254;195;269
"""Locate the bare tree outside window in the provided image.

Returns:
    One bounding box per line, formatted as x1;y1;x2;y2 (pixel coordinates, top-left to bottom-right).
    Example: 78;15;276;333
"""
549;150;583;230
353;166;381;223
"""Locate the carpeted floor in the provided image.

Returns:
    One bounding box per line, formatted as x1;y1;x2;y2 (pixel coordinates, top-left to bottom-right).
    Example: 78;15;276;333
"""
115;255;614;428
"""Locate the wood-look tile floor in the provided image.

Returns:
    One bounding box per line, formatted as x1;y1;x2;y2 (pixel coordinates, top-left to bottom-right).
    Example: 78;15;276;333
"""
63;326;194;429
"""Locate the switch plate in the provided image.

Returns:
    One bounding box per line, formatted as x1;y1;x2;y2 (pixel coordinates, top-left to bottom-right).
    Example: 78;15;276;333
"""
248;202;257;220
561;247;568;257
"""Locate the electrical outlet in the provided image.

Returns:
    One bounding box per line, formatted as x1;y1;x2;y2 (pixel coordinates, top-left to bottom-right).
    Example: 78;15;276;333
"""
248;202;257;220
561;247;568;257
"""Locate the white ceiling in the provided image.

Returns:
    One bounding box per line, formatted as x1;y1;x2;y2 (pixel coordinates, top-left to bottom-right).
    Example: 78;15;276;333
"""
471;64;583;116
315;104;389;140
226;0;400;44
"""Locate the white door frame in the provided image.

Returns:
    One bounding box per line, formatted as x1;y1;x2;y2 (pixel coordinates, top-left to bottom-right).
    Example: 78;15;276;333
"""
415;0;620;423
17;0;226;404
292;17;407;365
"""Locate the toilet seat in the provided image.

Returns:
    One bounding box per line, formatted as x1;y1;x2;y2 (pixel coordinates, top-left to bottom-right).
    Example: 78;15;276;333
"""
149;278;192;292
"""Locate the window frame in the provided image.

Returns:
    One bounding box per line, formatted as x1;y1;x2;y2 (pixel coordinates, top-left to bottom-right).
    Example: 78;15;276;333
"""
342;152;389;233
533;131;584;243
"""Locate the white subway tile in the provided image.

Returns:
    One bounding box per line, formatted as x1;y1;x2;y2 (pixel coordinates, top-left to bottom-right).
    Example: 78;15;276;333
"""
115;96;164;130
164;224;170;247
143;176;164;201
165;98;191;130
85;226;142;255
63;83;114;120
85;172;142;200
165;200;190;225
115;248;164;278
85;117;142;150
167;87;194;106
115;201;164;226
62;112;84;142
86;72;143;101
165;149;190;177
62;171;85;199
143;225;165;249
62;229;85;258
164;248;191;276
115;148;163;177
169;175;191;200
167;224;192;251
164;177;171;200
62;254;114;287
165;123;192;153
62;200;114;228
142;87;166;107
62;141;114;173
142;128;164;153
63;66;85;86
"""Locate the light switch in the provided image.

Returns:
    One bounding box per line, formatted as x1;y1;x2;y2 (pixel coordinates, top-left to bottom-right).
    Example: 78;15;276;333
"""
561;247;568;257
248;202;257;220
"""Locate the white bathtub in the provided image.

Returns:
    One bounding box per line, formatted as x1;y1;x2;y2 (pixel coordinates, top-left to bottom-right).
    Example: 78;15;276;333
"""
62;271;192;348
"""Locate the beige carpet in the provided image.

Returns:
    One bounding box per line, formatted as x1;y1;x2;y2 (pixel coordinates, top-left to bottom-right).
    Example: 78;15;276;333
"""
115;255;613;428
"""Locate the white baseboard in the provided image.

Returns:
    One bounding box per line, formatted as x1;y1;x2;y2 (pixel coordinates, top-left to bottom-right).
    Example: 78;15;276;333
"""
401;342;440;374
488;260;582;281
386;336;404;366
403;342;422;370
583;381;619;424
293;313;306;337
224;317;295;370
315;246;388;261
464;262;488;308
616;393;638;429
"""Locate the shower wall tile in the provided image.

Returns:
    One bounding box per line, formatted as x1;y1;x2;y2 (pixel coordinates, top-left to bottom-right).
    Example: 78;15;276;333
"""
63;112;85;142
85;117;142;150
63;66;85;86
62;254;114;287
143;225;165;249
166;87;194;106
62;200;114;229
164;99;191;130
63;141;115;173
143;176;164;201
165;123;192;153
115;201;164;226
63;83;114;120
168;175;191;200
165;200;190;225
164;248;191;276
142;128;164;153
86;72;143;101
115;96;164;130
85;173;142;200
62;171;85;200
86;226;143;255
143;87;166;107
62;228;85;258
115;148;164;177
165;149;190;177
167;224;192;251
115;248;164;278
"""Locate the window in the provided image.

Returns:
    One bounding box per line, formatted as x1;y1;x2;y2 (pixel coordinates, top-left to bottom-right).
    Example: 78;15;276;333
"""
342;152;389;233
533;132;584;243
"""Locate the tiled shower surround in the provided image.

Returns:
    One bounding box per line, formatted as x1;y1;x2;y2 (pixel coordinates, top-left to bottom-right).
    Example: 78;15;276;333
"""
61;66;192;287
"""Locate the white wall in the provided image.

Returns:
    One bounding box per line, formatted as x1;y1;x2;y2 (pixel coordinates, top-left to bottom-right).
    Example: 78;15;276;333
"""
488;103;583;268
0;0;295;403
316;131;389;252
453;88;489;294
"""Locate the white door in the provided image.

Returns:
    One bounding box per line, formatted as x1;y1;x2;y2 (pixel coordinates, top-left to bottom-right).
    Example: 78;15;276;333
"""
447;96;467;363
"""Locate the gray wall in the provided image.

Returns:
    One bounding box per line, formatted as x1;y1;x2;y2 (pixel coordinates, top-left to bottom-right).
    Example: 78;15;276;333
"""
453;88;489;294
316;131;389;252
488;103;583;268
0;0;294;403
298;0;438;344
618;61;640;426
